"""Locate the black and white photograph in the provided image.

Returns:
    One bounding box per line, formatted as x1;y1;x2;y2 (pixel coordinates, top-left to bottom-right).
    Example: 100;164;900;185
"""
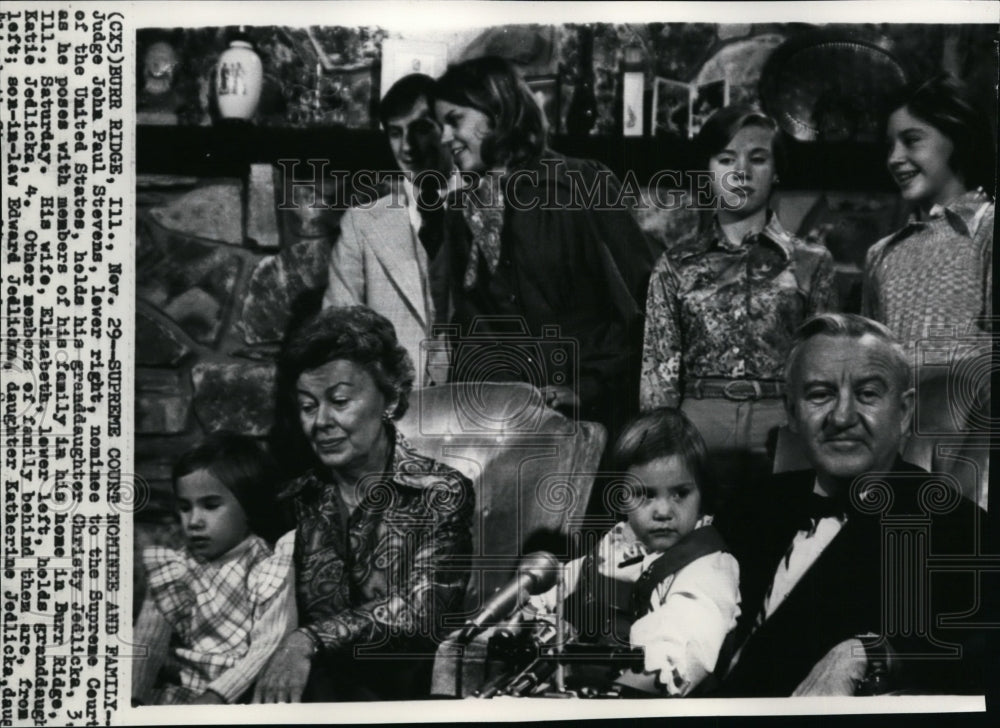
1;1;998;726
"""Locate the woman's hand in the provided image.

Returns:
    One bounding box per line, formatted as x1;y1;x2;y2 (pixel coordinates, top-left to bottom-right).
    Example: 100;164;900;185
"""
253;630;315;703
190;690;225;705
540;385;580;414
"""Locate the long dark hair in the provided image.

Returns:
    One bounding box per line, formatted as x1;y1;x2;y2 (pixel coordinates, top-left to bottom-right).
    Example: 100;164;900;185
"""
886;73;996;196
432;56;546;169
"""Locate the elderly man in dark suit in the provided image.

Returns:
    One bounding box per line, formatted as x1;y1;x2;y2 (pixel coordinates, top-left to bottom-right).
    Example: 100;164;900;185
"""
717;313;990;696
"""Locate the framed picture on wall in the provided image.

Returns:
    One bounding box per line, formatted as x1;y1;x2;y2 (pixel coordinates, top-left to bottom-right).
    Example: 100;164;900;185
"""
690;77;730;137
652;76;730;138
379;38;449;98
652;77;693;138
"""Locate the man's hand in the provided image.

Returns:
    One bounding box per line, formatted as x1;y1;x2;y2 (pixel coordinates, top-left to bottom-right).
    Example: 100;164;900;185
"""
253;630;315;703
792;638;868;696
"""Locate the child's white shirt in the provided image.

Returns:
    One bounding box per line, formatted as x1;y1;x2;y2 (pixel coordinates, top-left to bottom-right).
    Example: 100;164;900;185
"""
528;518;740;696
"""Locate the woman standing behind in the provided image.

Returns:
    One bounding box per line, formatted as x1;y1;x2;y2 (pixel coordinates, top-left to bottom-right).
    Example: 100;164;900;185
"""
431;56;658;440
640;106;835;487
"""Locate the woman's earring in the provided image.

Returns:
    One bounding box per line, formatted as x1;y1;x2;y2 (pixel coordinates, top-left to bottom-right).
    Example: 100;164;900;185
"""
382;409;394;423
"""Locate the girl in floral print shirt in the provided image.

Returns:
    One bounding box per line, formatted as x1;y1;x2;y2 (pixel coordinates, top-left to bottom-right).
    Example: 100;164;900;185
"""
640;106;836;492
131;432;295;706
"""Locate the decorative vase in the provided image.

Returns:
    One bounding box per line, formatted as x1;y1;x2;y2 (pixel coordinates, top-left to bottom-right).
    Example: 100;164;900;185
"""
216;36;263;121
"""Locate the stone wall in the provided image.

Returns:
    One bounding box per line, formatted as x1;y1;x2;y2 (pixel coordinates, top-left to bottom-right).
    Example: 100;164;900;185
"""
135;168;341;520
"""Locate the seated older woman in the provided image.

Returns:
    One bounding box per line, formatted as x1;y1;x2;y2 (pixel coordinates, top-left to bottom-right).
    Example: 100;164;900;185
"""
255;305;474;702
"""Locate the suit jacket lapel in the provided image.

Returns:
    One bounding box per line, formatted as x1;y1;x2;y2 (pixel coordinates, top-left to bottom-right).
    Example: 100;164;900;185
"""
747;473;815;615
364;200;428;327
759;488;876;629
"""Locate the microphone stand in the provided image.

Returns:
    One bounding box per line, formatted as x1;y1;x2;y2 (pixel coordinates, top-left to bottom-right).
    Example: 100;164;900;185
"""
554;576;566;694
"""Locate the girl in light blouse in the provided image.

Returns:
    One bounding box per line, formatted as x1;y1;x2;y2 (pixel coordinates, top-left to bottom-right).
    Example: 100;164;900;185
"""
863;74;995;506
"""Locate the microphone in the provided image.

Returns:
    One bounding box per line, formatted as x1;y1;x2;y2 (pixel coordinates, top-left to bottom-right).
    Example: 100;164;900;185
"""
459;552;560;642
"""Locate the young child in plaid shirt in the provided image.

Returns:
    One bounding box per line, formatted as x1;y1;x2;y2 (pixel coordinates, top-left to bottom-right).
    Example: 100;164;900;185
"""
132;432;296;705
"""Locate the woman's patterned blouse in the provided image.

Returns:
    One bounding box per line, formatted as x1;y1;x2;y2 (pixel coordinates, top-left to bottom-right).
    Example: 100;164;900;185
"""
278;428;474;653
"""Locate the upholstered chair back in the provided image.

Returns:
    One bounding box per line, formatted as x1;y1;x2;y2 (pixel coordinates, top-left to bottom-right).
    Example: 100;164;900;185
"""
397;382;607;622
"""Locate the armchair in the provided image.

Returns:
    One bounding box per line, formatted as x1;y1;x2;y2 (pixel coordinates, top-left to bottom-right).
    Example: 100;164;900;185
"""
397;381;607;620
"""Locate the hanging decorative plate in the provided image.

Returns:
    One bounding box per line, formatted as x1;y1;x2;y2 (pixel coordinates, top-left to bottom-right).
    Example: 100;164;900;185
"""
759;30;909;143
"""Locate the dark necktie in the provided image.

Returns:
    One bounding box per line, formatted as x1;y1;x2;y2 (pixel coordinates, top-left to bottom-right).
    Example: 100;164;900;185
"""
796;492;849;535
415;179;444;259
807;492;848;519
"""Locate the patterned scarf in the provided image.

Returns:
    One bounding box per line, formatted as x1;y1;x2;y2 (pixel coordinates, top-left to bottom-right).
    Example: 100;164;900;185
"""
460;171;506;290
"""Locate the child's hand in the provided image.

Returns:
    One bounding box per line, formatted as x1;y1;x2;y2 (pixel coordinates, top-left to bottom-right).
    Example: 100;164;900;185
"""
639;647;691;696
253;630;314;703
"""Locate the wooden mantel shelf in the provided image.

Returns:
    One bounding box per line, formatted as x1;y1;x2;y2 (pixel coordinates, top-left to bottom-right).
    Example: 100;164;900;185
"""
136;124;896;191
